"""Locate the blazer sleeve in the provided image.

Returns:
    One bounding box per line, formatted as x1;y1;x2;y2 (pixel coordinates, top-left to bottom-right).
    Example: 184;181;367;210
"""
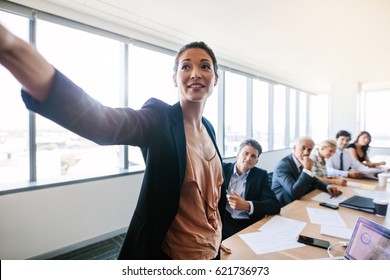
275;156;326;201
21;69;164;147
247;168;281;220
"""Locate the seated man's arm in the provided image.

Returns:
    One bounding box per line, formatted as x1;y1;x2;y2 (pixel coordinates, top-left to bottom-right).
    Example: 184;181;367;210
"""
250;170;281;219
275;161;314;201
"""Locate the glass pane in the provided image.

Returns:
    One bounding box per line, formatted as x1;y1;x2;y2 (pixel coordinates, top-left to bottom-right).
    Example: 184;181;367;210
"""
35;20;122;180
127;45;176;168
364;90;390;147
289;89;297;146
224;71;247;156
0;12;30;186
129;45;177;108
203;82;219;131
252;80;269;151
299;92;308;136
309;94;328;143
273;84;286;149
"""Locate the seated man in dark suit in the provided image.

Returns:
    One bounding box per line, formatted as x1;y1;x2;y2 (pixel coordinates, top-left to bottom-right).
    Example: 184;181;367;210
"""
222;139;280;240
271;136;342;207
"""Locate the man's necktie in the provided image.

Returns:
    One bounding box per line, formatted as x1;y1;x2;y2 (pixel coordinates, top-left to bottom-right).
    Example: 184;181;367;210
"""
340;152;344;170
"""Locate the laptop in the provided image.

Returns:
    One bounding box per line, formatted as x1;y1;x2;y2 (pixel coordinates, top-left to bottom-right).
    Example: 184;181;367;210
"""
339;195;375;214
331;216;390;260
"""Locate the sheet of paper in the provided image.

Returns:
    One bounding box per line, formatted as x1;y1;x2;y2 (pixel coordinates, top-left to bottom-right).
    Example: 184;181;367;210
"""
239;230;305;255
238;216;307;255
359;184;376;190
320;225;353;240
311;192;346;205
355;189;390;200
346;181;361;187
306;207;347;227
257;215;306;236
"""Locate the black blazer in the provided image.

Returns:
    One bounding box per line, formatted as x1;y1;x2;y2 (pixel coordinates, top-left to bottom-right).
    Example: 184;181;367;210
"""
22;70;224;259
222;162;280;223
271;154;328;207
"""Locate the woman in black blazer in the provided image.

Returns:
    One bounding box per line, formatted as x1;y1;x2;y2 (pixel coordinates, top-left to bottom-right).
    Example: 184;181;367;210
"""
0;25;228;259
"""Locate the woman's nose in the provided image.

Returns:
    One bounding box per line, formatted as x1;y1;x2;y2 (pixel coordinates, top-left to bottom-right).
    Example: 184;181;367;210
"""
191;68;201;79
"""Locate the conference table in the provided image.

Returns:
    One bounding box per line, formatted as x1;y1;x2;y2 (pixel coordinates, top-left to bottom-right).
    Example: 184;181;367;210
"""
220;178;390;260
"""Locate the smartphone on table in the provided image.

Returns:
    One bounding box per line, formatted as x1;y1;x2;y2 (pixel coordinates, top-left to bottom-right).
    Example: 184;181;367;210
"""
297;235;330;249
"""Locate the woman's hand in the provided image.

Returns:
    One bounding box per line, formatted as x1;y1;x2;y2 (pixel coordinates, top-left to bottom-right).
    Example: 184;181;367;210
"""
0;23;55;101
0;24;14;56
220;244;232;254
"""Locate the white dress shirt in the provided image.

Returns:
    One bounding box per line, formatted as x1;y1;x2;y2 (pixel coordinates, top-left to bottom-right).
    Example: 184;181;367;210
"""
226;163;254;219
325;148;381;177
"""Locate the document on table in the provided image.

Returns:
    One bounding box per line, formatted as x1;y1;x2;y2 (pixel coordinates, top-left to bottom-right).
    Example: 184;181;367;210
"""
354;189;390;200
238;216;306;255
346;181;361;187
311;192;346;205
320;225;353;240
306;207;347;227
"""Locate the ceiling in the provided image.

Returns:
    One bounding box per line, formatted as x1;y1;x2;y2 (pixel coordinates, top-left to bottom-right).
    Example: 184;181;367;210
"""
10;0;390;94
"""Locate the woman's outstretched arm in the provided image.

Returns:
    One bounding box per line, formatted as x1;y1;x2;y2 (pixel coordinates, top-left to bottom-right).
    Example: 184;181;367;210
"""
0;24;55;101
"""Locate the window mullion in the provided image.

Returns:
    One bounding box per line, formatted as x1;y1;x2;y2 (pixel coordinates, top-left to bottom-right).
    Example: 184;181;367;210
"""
29;13;37;182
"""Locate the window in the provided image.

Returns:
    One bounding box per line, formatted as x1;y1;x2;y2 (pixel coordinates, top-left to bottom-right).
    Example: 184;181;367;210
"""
363;89;390;147
203;83;219;130
299;91;308;136
224;71;247;156
273;84;286;149
35;20;123;180
309;94;329;143
127;45;176;168
0;12;30;186
289;89;297;145
252;79;269;151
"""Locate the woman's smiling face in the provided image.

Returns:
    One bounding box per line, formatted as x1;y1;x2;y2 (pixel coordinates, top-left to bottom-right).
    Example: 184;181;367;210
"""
173;48;218;103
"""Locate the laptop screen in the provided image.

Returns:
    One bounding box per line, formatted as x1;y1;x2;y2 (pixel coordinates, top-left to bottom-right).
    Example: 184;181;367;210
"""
345;216;390;260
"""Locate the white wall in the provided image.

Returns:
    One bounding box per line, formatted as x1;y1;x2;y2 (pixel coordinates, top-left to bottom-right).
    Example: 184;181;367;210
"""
0;174;143;260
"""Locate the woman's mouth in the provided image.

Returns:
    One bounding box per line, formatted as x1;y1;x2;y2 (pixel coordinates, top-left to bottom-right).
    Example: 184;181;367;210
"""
187;83;205;89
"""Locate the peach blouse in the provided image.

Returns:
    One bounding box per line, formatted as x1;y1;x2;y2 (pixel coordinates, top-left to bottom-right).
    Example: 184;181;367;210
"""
162;145;223;259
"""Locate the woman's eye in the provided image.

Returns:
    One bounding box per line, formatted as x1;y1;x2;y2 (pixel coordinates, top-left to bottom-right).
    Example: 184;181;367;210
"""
181;65;190;70
202;64;211;70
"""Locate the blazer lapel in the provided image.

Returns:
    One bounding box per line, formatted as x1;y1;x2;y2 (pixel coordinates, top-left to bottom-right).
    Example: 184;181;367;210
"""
168;105;223;189
169;102;187;187
244;169;254;198
288;154;300;178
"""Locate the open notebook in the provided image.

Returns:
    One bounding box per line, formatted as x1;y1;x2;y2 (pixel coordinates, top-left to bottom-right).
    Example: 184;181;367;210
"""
330;216;390;260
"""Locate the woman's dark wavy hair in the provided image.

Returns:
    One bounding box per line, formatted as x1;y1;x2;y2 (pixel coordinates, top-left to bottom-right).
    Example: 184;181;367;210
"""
173;41;219;77
354;131;371;153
